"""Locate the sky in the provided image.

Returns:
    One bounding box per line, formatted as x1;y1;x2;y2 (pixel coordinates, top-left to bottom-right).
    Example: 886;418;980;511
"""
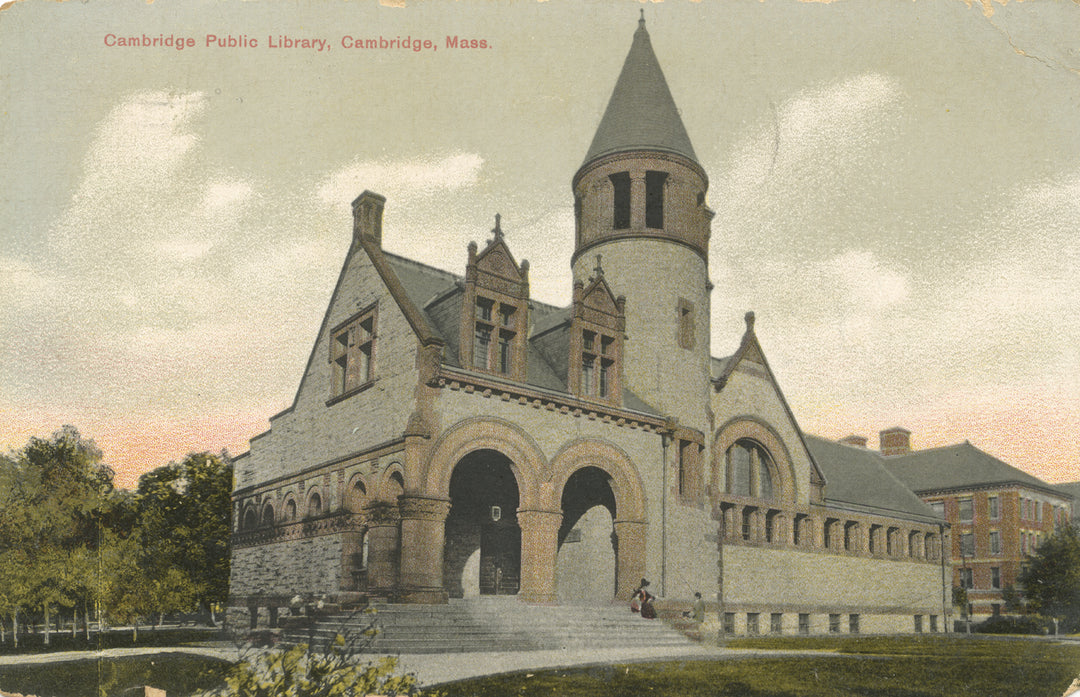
2;0;1078;490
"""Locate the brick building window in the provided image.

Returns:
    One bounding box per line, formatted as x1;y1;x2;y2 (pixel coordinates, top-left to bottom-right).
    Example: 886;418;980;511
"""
929;615;938;632
991;567;1001;589
330;307;376;398
989;530;1001;555
610;172;631;229
963;530;975;556
645;171;667;229
798;613;810;635
960;567;974;589
793;514;808;546
914;615;923;633
849;614;860;634
746;613;760;635
1035;500;1043;522
770;613;783;634
959;498;974;523
741;507;755;541
829;614;841;634
988;495;1000;520
723;613;735;634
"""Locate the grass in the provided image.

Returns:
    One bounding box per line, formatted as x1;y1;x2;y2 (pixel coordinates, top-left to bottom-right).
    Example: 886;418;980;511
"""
438;635;1080;697
0;627;224;655
0;652;230;697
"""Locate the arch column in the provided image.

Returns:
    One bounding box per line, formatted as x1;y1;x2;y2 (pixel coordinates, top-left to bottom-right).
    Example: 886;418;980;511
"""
398;495;451;603
613;519;646;602
363;502;400;598
517;509;562;604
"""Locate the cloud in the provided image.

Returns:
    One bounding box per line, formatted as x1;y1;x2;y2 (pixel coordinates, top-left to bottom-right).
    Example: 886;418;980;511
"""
316;152;485;209
711;73;904;252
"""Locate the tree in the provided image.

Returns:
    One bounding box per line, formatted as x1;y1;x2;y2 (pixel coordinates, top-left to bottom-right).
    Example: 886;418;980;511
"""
136;452;233;623
1018;525;1080;634
0;427;115;645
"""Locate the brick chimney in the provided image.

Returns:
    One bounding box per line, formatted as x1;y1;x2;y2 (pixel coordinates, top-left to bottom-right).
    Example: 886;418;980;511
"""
352;190;386;247
879;427;912;456
838;435;868;448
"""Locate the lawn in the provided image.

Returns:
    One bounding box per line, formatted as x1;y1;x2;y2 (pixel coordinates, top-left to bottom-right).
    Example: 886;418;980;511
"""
439;636;1080;697
0;652;230;697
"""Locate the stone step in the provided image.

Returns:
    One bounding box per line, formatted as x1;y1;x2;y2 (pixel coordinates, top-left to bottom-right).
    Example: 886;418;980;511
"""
279;599;697;654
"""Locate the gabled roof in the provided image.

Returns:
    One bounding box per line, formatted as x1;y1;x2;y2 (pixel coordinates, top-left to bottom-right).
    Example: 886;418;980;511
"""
882;441;1065;498
804;436;944;523
583;15;698;166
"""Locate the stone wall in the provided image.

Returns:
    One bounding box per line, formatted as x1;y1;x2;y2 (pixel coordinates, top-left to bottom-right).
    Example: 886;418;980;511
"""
231;533;344;599
238;245;420;489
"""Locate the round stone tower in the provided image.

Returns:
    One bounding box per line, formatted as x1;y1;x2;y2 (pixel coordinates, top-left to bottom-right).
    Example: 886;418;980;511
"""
571;15;714;434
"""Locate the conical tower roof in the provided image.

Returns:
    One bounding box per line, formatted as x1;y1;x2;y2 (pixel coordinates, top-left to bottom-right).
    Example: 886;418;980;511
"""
583;15;699;166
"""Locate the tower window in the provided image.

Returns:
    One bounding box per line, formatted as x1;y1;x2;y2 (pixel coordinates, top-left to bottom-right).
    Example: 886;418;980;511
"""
645;171;667;229
610;172;630;230
580;329;616;399
678;298;695;350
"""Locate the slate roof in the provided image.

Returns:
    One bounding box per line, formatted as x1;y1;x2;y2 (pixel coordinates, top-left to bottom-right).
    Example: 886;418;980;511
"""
382;252;660;415
583;17;699;166
881;441;1064;497
804;435;944;523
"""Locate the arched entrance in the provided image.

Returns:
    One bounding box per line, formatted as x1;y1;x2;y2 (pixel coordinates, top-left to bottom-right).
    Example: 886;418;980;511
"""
556;467;617;604
443;450;521;598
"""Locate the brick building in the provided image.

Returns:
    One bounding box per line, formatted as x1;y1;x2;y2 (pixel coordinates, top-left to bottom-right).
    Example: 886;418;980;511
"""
228;17;949;636
879;427;1073;619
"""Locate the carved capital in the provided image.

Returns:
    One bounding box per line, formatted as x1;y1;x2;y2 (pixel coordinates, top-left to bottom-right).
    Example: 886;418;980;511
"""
399;495;451;521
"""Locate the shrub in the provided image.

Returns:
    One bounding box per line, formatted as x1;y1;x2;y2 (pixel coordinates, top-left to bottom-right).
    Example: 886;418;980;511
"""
201;635;439;697
974;614;1055;635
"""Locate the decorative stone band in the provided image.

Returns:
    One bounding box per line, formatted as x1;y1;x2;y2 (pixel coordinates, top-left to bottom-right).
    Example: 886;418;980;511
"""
436;365;667;434
232;511;366;549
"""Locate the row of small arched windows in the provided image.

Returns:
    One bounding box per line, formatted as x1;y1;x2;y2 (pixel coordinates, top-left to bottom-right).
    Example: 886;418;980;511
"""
237;471;406;531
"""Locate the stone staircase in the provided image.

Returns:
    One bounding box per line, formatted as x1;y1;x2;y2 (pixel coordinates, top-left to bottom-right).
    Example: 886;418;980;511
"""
281;597;696;654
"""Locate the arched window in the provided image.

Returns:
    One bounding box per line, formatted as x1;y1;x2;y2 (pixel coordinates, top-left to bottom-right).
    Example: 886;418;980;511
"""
242;506;258;531
308;491;323;518
261;503;275;527
726;440;776;501
284;498;297;522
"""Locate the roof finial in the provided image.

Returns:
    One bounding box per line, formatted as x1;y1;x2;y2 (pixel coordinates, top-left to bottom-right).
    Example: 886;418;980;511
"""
639;8;645;28
594;253;604;278
744;311;755;332
492;213;503;240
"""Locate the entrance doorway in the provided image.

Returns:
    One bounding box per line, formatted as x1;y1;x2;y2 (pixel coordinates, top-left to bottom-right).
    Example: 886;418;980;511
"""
444;450;521;598
556;467;617;604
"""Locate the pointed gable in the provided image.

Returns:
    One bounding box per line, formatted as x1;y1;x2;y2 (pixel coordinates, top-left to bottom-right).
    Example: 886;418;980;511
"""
568;255;625;405
584;14;699;166
459;215;531;381
713;312;827;502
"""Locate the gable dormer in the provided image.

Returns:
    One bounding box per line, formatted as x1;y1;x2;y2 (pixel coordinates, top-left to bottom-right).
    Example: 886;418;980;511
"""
459;215;530;382
569;255;625;406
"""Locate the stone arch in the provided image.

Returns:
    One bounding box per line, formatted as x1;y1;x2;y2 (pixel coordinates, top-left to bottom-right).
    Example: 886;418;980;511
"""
307;489;323;518
548;439;646;522
346;472;370;513
261;500;275;527
425;417;547;509
379;464;405;503
712;417;798;505
241;502;259;530
282;493;298;523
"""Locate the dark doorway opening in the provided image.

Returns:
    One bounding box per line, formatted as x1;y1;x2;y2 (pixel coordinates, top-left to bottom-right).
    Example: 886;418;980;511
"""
444;450;521;597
